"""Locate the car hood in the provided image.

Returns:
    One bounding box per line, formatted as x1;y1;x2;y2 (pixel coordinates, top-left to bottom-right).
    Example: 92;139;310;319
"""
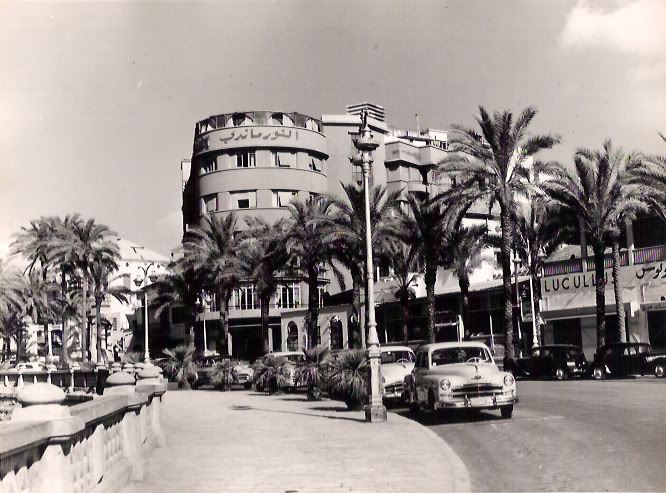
428;363;502;380
381;362;415;384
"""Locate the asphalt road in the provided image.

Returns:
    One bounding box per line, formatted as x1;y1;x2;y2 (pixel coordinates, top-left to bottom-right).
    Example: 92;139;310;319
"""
390;377;666;492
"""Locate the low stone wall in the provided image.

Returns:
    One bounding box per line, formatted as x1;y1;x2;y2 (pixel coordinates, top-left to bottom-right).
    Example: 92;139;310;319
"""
0;368;167;492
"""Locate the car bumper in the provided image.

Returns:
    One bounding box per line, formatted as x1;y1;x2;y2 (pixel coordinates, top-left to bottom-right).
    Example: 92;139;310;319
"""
435;394;518;409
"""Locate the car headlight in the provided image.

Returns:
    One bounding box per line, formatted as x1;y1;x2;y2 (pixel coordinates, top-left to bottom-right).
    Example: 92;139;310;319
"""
504;374;515;386
439;378;451;391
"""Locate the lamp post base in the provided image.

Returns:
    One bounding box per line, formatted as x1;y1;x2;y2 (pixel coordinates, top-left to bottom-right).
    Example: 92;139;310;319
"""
365;403;387;422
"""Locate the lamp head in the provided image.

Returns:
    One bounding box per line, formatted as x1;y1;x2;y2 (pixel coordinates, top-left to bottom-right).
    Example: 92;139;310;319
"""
133;278;143;288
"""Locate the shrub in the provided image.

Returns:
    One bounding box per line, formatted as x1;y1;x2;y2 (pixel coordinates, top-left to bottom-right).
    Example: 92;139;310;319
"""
327;349;368;410
252;355;289;394
294;345;330;401
162;345;198;389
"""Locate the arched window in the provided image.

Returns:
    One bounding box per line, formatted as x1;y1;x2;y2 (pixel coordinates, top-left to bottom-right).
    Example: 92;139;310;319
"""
287;321;299;351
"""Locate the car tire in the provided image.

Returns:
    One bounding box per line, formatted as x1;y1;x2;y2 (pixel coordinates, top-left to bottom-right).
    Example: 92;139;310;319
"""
655;364;665;378
500;405;513;419
408;401;419;414
244;382;252;390
592;367;605;380
555;368;568;381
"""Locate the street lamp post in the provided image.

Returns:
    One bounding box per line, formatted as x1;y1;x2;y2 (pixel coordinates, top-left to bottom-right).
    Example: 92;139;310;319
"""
196;291;209;355
526;236;539;348
134;262;158;364
351;110;387;423
512;255;523;357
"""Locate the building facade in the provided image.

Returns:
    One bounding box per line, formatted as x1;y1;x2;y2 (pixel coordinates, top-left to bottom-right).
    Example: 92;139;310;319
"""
182;104;501;360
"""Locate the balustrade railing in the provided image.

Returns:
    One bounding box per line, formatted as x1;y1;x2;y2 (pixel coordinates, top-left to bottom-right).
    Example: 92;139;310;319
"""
633;244;666;265
0;366;167;492
543;245;666;277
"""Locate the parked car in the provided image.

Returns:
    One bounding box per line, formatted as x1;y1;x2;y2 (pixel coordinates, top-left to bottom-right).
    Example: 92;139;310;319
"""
256;351;306;391
232;361;254;390
589;342;666;379
192;354;229;389
403;341;517;419
379;345;415;401
507;345;588;380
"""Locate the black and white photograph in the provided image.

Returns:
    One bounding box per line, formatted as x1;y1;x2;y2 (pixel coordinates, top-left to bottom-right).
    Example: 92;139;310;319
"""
1;1;665;491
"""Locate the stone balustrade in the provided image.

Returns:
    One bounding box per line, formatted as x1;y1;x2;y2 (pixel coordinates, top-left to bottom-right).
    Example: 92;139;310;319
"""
0;369;167;492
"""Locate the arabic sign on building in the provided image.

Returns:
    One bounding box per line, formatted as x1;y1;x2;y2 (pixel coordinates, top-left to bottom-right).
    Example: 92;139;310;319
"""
194;125;327;155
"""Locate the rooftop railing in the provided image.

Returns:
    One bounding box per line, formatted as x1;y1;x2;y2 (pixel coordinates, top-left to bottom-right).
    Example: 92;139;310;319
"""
195;111;323;136
542;245;666;277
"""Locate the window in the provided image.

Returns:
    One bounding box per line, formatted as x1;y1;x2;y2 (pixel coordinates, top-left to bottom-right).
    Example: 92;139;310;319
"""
233;284;258;310
270;113;284;125
272;151;294;168
317;285;327;308
201;194;218;213
287;322;299;351
272;190;298;208
231;113;252;126
308;157;321;172
278;283;300;309
231;191;256;210
200;157;217;174
235;151;255;168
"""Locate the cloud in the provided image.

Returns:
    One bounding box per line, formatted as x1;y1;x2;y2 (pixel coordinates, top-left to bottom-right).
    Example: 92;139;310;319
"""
561;0;666;57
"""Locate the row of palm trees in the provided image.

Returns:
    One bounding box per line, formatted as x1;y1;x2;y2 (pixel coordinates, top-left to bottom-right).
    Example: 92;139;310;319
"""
166;106;666;364
0;214;128;365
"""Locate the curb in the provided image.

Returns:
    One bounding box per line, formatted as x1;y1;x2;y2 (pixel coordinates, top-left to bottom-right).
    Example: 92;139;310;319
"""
389;411;472;492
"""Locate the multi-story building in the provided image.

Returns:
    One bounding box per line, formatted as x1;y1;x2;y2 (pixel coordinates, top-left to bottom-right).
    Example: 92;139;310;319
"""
182;104;501;360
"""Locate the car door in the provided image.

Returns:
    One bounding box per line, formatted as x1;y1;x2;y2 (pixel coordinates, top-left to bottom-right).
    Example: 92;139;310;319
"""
413;351;429;403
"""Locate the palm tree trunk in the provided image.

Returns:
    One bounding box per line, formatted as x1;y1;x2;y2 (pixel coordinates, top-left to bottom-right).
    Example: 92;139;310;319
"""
459;276;471;339
261;294;270;354
307;266;319;349
95;300;107;364
424;257;437;343
60;268;69;366
400;290;410;345
81;273;89;361
220;295;230;356
16;329;23;361
500;209;515;361
593;244;607;348
215;290;224;355
611;239;626;342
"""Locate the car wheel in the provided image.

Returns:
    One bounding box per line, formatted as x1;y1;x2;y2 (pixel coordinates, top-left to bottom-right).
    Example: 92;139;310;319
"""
555;367;568;381
408;401;419;414
500;405;513;419
655;364;665;378
592;367;605;380
244;382;252;390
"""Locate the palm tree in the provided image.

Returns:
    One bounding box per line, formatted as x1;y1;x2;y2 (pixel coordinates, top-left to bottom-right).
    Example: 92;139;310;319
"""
162;344;198;390
512;200;570;344
544;141;662;345
89;262;131;362
48;215;119;361
294;344;330;400
285;196;342;349
330;184;400;346
400;194;459;343
181;213;242;356
0;260;25;360
152;266;199;346
386;241;419;345
439;106;560;360
443;224;489;337
22;269;61;359
241;217;290;354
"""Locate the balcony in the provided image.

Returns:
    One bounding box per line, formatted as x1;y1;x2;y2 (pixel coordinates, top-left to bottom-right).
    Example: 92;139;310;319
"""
542;245;666;277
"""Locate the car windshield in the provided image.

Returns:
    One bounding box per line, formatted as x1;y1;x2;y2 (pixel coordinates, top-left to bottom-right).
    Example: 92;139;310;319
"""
431;346;491;366
380;350;415;364
637;345;653;354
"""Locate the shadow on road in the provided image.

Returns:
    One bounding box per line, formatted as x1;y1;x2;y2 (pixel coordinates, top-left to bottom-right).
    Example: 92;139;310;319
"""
392;406;506;427
230;404;365;423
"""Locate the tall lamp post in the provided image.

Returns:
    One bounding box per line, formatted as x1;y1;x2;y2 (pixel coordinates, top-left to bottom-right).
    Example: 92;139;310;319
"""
134;262;158;364
350;110;387;423
512;255;523;357
196;291;210;356
526;236;539;348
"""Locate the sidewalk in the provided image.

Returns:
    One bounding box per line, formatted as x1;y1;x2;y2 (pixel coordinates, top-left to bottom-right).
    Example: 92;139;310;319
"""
122;390;471;493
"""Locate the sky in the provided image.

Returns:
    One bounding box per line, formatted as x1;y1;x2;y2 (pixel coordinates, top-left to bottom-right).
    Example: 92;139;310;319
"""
1;0;665;259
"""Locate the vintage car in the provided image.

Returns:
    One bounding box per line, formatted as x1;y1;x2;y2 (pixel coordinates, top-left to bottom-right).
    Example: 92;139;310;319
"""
403;341;517;419
191;354;229;389
590;342;666;379
507;344;588;380
232;361;254;389
379;345;415;401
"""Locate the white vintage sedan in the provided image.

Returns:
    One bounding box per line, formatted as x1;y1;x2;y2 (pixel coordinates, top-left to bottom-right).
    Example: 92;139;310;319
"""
403;342;517;419
379;346;415;401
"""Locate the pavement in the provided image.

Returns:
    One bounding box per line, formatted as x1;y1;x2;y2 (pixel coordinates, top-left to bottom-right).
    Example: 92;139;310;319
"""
121;390;471;493
393;377;666;492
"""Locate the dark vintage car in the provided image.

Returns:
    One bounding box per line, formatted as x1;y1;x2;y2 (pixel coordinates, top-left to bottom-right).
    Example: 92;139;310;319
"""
192;355;229;389
507;345;588;380
590;342;666;379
